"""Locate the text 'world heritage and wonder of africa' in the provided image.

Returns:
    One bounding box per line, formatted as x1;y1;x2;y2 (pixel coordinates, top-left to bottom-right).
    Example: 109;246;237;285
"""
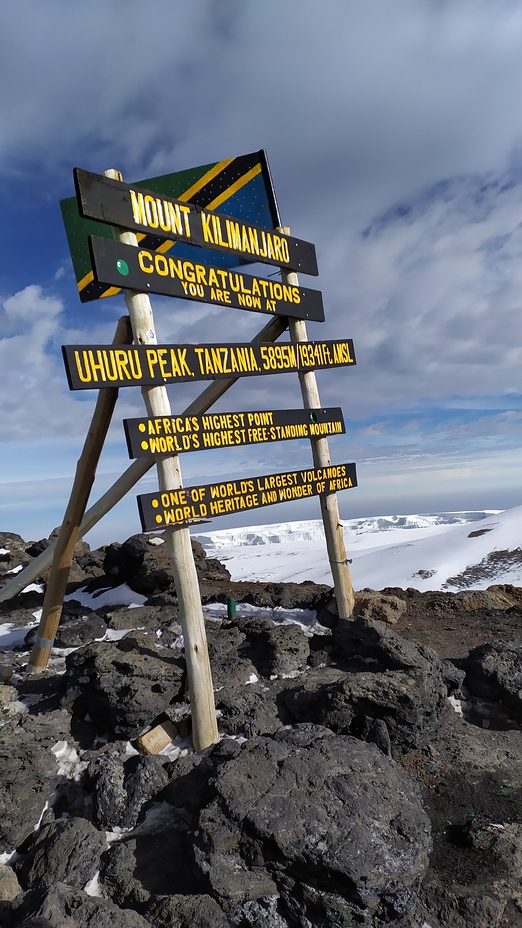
137;463;357;531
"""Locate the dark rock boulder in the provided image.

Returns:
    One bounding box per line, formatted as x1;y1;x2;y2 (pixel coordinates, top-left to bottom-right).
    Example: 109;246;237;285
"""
0;727;60;852
162;752;217;819
101;831;196;908
103;533;230;596
193;726;432;924
10;881;152;927
332;616;464;692
142;893;231;928
13;817;105;892
205;622;259;690
214;679;287;738
235;614;310;677
62;634;185;739
0;536;33;589
281;665;449;756
463;639;522;718
100;603;179;633
24;601;107;649
104;535;173;594
0;531;25;549
198;579;329;611
243;581;326;610
87;752;169;831
26;533;102;585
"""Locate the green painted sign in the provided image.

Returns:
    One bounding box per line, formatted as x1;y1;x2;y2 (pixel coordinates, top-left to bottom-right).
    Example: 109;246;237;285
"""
60;150;284;303
75;167;318;278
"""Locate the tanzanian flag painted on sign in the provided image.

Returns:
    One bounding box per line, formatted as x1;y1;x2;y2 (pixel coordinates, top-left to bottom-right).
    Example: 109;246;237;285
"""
60;150;281;304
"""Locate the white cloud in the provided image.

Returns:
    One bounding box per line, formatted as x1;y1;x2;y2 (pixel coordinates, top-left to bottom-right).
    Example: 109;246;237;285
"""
4;1;522;537
0;285;99;440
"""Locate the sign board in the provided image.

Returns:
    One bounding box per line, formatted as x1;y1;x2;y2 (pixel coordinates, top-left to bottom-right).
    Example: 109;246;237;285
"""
124;408;345;458
62;339;356;390
60;150;284;303
75;168;318;277
87;236;324;319
137;462;357;531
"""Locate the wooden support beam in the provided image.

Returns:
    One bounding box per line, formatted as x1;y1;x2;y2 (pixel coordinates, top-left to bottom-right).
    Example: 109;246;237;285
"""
279;227;355;617
104;168;219;752
0;314;287;604
26;315;133;672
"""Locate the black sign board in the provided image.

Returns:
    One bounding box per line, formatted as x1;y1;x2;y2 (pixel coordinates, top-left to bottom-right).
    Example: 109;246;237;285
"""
88;237;324;321
124;407;345;458
75;168;318;277
62;339;356;391
137;462;357;531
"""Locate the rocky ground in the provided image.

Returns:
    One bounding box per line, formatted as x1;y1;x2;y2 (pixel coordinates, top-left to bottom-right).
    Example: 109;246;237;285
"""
0;530;521;928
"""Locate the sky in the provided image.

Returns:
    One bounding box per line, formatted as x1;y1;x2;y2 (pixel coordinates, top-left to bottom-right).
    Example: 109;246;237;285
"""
3;0;522;548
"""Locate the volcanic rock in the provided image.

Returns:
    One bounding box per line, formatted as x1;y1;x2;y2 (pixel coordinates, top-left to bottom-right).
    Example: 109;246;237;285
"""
101;828;200;908
235;613;310;677
142;893;231;928
354;588;407;624
193;726;432;924
103;533;230;596
87;752;170;830
13;817;105;891
332;615;465;692
0;726;60;852
463;638;522;718
11;881;152;927
0;864;21;901
281;665;449;756
62;635;185;739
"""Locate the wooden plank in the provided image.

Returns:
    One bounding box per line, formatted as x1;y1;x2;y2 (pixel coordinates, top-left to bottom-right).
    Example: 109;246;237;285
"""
87;236;324;320
62;338;356;390
136;721;178;754
74;167;319;276
137;462;357;532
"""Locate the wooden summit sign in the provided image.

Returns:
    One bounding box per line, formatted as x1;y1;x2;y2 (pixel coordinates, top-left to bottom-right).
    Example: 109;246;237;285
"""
123;407;345;457
61;151;290;304
88;236;324;320
137;462;358;531
75;167;318;277
40;154;359;754
62;339;356;390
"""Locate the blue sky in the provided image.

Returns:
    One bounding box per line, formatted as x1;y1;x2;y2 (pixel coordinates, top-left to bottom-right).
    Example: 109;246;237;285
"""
3;0;522;547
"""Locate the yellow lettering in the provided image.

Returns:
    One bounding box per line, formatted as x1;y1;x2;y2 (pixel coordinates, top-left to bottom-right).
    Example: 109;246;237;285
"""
144;195;158;228
138;251;153;273
130;190;147;226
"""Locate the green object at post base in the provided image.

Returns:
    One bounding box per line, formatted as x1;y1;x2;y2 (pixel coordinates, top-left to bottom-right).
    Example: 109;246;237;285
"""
227;598;237;620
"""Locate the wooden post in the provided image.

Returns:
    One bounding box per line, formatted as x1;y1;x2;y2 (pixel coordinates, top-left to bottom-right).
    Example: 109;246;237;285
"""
279;227;355;617
27;315;133;672
0;314;287;604
104;169;219;751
